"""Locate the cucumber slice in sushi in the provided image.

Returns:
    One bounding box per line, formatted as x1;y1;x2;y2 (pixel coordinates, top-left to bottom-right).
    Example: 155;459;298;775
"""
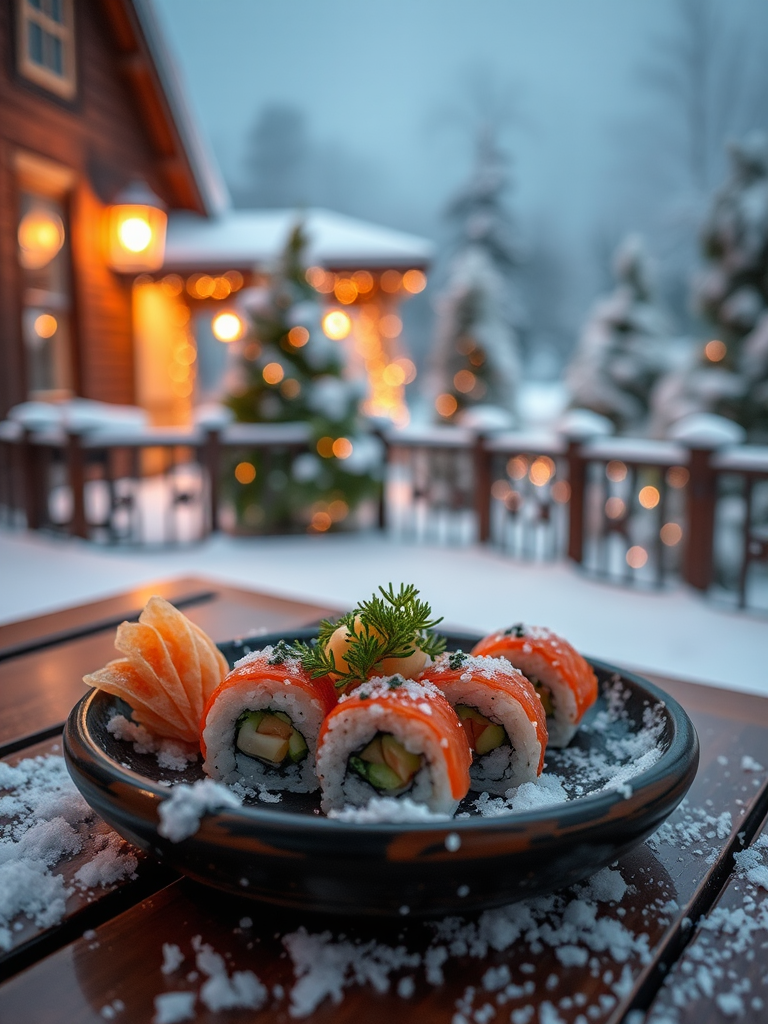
349;732;423;793
235;709;308;766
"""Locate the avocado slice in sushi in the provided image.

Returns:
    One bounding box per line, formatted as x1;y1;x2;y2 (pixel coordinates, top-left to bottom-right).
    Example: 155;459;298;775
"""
235;709;308;766
455;705;508;755
349;732;423;792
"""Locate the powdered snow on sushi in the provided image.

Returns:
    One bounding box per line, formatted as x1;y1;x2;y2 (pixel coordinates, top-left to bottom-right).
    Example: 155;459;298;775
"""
316;676;471;815
420;652;546;794
472;625;598;748
200;644;337;793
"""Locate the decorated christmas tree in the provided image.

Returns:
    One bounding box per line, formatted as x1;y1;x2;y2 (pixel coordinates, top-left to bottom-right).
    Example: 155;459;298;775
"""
426;130;523;427
567;235;673;434
650;131;768;438
224;224;378;532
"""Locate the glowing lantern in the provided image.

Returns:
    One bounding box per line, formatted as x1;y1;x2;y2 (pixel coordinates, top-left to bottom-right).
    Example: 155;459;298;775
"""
18;207;65;269
106;182;167;273
212;311;245;342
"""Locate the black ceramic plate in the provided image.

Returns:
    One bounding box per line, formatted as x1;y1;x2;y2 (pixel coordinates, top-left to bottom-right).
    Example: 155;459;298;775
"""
64;629;699;918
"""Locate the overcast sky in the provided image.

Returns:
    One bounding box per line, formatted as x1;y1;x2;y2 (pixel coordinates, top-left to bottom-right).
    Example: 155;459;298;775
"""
153;0;767;354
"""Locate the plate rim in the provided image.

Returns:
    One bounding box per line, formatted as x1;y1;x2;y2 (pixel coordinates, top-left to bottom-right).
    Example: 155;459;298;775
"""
65;645;699;838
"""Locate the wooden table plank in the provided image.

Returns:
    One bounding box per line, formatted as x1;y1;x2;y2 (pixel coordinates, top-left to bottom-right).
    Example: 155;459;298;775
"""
0;578;214;656
0;580;339;753
2;678;767;1023
644;802;768;1024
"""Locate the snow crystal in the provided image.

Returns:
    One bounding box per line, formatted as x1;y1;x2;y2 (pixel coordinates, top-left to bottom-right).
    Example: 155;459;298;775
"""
107;715;197;772
473;774;569;817
192;935;267;1011
157;780;241;843
585;868;628;905
73;834;137;888
161;943;186;975
0;753;138;948
740;755;764;772
282;926;420;1017
152;991;195;1024
233;644;302;674
329;797;451;824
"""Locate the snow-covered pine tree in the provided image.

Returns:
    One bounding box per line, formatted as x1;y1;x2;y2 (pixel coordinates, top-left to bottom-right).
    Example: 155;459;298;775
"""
427;129;523;427
224;223;378;531
650;131;768;439
567;235;673;434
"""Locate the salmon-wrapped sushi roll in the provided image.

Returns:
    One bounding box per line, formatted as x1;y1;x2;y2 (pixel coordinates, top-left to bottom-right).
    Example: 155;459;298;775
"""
201;644;337;793
316;676;471;814
421;653;546;794
472;625;598;748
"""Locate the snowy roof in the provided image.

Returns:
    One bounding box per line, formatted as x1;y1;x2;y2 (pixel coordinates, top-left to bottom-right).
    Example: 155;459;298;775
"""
164;208;435;271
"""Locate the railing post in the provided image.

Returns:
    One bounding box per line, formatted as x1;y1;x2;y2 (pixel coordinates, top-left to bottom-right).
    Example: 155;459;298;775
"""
474;432;492;543
203;427;221;534
21;427;43;531
66;430;88;538
566;439;586;564
682;443;717;591
374;427;389;531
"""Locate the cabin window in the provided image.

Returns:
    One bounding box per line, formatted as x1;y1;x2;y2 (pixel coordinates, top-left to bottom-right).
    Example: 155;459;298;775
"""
16;0;76;101
15;152;76;399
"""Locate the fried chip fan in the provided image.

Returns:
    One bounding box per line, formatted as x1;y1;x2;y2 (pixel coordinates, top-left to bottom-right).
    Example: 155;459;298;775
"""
83;597;228;744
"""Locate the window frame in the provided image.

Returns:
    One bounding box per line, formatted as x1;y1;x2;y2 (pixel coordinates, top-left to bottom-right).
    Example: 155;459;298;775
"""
16;0;77;101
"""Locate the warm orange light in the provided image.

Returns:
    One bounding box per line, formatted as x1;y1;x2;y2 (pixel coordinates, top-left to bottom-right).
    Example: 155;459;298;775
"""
169;363;190;383
605;496;626;519
306;266;333;291
660;522;683;546
107;203;166;272
606;460;627;482
211;311;244;342
161;274;184;296
626;546;648;569
454;369;476;393
288;326;309;347
224;270;244;291
638;485;660;509
235;462;257;485
491;479;512;501
311;511;332;532
322;310;351;340
352;270;374;293
280;378;301;398
403;269;427;293
529;457;553;486
332;437;353;459
552;480;571;503
380;270;402;292
435;393;458;417
211;277;232;299
263;362;285;385
666;466;689;489
18;208;65;269
379;314;402;338
34;313;57;338
328;499;349;522
507;455;528;480
334;278;358;304
317;436;335;458
172;379;193;398
383;363;406;386
704;339;726;362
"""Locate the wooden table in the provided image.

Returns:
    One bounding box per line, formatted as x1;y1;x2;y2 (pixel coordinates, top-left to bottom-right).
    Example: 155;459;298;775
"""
0;577;766;1023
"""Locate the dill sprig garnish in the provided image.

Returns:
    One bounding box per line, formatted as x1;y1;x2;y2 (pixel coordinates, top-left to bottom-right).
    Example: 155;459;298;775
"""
292;583;446;689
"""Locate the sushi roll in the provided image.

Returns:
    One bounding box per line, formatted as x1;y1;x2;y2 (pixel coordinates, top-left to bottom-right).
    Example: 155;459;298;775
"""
316;676;471;814
471;625;598;748
200;644;337;793
420;652;547;795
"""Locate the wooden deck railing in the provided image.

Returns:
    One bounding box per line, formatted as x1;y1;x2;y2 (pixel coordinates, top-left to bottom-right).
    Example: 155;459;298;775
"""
1;419;766;608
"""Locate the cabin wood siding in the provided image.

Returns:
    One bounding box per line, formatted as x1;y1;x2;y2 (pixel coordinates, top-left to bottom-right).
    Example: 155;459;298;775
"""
0;1;200;416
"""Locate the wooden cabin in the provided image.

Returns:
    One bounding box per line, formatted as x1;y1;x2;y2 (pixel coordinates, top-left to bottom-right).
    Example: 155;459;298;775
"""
0;0;224;420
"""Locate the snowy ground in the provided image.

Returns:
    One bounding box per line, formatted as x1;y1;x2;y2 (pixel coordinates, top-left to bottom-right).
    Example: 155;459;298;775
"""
1;526;765;697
